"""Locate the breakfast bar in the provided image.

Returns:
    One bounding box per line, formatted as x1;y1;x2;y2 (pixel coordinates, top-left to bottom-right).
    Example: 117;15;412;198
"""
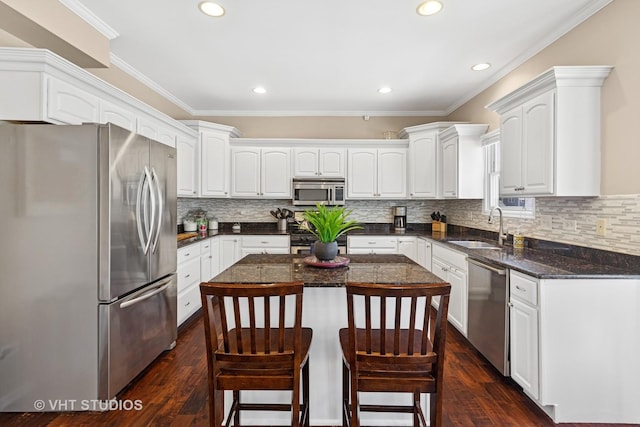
204;254;447;426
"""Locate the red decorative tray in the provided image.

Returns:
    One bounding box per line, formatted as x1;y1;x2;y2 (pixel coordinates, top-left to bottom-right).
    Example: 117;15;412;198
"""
302;255;350;268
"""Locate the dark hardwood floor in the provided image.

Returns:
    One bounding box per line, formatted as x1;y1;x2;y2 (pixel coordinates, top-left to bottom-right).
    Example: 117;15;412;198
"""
0;312;628;427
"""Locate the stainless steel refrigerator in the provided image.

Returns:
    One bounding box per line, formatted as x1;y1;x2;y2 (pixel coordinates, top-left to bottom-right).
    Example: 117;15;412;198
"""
0;123;177;411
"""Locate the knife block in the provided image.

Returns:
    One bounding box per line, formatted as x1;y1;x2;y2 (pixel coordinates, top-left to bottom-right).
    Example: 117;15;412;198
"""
431;221;447;233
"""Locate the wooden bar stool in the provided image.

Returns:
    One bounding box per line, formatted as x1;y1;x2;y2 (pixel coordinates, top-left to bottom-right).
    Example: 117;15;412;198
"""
200;281;312;427
339;281;451;427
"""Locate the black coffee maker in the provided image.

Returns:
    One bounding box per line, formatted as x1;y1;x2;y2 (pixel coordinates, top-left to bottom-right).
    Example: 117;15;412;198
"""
393;206;407;232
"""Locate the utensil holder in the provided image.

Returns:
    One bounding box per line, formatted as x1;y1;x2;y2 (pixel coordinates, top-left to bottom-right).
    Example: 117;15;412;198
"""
432;221;447;233
278;218;287;231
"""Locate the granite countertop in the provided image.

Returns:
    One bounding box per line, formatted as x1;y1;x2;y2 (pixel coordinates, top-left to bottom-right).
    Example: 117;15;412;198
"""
179;222;640;280
205;254;447;287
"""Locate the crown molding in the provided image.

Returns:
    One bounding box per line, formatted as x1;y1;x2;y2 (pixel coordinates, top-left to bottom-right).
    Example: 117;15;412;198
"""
189;109;447;117
57;0;120;40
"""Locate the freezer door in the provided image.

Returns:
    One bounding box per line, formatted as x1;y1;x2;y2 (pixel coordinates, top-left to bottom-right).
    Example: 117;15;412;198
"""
98;274;177;399
149;140;177;281
99;124;150;301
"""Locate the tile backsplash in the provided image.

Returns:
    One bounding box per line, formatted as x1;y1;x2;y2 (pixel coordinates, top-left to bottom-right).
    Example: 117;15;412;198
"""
445;195;640;256
178;198;445;224
178;195;640;256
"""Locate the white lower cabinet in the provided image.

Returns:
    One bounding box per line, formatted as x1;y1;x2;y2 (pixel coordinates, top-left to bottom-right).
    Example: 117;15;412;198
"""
416;237;432;271
509;271;540;399
347;236;398;254
177;244;202;327
397;236;418;263
431;243;468;336
240;235;290;256
200;238;221;282
219;235;243;272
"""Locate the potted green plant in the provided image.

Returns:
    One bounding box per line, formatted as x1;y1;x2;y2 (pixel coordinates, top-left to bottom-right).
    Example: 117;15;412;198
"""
302;203;362;261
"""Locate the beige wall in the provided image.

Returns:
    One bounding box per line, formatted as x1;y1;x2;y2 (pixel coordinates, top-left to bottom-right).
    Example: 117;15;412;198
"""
0;0;109;67
192;115;441;139
447;0;640;195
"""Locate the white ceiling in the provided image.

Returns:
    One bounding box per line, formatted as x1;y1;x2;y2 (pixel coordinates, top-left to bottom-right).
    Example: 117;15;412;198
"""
66;0;610;116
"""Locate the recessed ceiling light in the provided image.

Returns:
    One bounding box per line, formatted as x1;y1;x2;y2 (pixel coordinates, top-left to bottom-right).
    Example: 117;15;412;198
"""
199;2;225;17
378;87;392;94
416;1;443;16
471;63;491;71
253;86;267;94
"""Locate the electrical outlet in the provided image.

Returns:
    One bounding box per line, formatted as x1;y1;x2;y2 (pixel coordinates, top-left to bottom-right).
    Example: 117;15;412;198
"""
596;218;607;236
540;215;552;230
562;220;577;231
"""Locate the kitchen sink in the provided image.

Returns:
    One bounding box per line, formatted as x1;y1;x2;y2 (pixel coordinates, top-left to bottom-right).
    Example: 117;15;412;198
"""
449;240;502;249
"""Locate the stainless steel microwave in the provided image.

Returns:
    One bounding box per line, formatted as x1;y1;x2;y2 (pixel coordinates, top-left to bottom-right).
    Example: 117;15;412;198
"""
292;177;345;206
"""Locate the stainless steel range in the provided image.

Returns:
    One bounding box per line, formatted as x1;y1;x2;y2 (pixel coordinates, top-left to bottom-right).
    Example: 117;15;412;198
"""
289;227;347;255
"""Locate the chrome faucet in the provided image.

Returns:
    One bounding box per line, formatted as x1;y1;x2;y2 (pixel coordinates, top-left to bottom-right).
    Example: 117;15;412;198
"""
488;206;508;246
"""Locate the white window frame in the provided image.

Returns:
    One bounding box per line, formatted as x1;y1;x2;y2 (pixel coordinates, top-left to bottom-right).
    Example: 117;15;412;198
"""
482;130;535;219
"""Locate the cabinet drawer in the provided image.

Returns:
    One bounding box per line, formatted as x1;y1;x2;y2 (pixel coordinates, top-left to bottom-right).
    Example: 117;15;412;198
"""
348;236;398;249
177;283;202;327
432;243;467;271
241;235;289;248
177;244;201;264
510;271;538;306
200;240;212;252
177;257;200;293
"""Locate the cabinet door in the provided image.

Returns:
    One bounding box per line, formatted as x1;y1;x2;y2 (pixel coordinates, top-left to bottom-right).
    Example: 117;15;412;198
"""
448;266;467;336
100;101;136;131
510;298;539;399
261;148;292;198
318;148;345;177
522;91;555;195
230;147;261;197
201;132;229;197
220;236;242;271
46;77;100;124
200;253;212;282
377;149;407;198
430;258;448;310
441;138;458;198
176;135;198;197
409;135;438;198
210;237;221;279
397;237;417;263
347;149;377;198
293;148;319;177
500;108;524;195
416;238;432;271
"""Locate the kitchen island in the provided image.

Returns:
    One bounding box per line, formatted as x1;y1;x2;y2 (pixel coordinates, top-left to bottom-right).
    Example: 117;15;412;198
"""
203;254;447;426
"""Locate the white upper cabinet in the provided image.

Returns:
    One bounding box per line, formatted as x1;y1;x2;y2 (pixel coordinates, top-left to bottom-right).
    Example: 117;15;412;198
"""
176;134;199;197
294;148;345;177
487;66;612;197
100;101;136;131
438;124;488;199
231;147;292;198
347;148;406;199
399;122;461;199
46;76;100;125
182;121;240;198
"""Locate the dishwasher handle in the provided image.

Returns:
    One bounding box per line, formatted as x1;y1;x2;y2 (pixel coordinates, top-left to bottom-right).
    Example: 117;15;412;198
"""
468;258;506;275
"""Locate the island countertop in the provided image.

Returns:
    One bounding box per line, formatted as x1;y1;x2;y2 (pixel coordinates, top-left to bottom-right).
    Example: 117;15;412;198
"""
204;254;446;287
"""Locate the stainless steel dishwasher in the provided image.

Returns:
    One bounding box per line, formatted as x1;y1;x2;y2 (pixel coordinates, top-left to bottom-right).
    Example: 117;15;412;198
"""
467;258;510;375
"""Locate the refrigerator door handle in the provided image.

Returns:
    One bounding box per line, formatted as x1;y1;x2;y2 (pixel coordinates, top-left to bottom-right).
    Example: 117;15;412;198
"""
120;278;172;309
143;166;156;255
150;167;163;254
135;170;148;252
